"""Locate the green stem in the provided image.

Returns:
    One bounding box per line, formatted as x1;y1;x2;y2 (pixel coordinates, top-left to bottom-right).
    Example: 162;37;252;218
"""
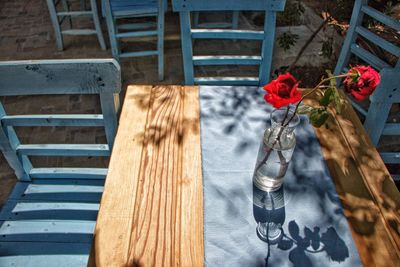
283;74;349;128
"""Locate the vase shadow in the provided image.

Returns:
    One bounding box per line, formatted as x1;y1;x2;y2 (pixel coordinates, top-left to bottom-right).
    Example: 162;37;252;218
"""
253;183;350;267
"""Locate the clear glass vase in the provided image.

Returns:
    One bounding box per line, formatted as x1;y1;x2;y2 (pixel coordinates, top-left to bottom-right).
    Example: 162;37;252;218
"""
253;107;300;192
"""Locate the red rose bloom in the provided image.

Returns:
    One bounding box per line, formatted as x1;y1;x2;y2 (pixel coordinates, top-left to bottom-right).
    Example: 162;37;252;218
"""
263;73;302;108
343;66;380;101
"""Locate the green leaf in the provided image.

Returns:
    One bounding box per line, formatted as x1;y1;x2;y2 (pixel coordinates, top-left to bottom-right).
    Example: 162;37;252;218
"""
297;104;313;115
309;108;329;128
319;87;334;107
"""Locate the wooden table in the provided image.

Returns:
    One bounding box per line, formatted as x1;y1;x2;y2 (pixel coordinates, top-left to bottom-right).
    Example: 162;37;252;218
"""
91;85;400;266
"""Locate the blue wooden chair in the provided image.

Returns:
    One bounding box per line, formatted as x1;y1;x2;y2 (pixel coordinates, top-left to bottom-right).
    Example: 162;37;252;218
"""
172;0;286;85
0;59;121;266
334;0;400;179
46;0;106;50
103;0;166;81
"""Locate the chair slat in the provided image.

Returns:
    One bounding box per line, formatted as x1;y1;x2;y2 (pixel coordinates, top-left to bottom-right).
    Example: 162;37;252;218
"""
380;152;400;164
1;114;104;127
172;0;286;11
382;123;400;136
361;6;400;31
16;144;110;157
355;26;400;57
116;30;158;38
350;44;391;70
9;182;104;202
194;77;259;85
0;220;95;243
193;55;262;66
119;50;159;58
191;29;264;40
61;29;99;35
0;200;99;221
29;168;108;179
117;22;156;30
0;242;91;266
57;11;93;16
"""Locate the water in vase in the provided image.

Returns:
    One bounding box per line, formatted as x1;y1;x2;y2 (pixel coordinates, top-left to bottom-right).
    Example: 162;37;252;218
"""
253;125;296;192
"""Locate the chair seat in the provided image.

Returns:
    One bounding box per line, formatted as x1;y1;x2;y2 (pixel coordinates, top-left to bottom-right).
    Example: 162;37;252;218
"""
0;180;104;266
110;0;158;17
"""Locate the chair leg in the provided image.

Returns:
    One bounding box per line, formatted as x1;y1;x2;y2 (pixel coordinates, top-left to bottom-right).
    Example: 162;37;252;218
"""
61;0;72;28
258;10;277;85
157;7;165;81
104;1;120;59
90;0;106;50
46;0;64;50
179;11;195;85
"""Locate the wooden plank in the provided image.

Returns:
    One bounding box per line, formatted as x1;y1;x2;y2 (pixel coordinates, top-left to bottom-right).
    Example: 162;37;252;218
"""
306;91;400;266
93;85;153;266
93;85;203;266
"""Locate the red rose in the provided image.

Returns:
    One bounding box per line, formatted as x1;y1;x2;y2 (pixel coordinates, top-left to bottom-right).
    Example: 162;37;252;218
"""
343;66;380;101
263;73;302;109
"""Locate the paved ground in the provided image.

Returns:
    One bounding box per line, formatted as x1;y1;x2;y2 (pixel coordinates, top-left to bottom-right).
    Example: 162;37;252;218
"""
0;1;398;205
0;0;271;206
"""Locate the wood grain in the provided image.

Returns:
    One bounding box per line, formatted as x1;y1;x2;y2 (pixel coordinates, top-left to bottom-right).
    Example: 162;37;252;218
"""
307;91;400;266
92;85;203;266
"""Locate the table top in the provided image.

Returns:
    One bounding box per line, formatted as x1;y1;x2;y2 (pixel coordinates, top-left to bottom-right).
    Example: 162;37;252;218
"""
91;85;400;266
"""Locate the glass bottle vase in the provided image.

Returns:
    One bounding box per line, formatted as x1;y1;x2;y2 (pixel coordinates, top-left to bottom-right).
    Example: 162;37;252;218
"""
253;107;300;192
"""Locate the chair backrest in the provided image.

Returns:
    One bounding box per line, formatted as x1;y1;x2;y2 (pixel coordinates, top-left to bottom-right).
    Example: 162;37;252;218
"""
334;0;400;113
0;59;121;181
172;0;286;85
363;68;400;164
333;0;400;171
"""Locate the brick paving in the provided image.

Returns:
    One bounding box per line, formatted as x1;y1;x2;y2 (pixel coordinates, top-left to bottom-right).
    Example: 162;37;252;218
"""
1;1;397;205
0;0;268;206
